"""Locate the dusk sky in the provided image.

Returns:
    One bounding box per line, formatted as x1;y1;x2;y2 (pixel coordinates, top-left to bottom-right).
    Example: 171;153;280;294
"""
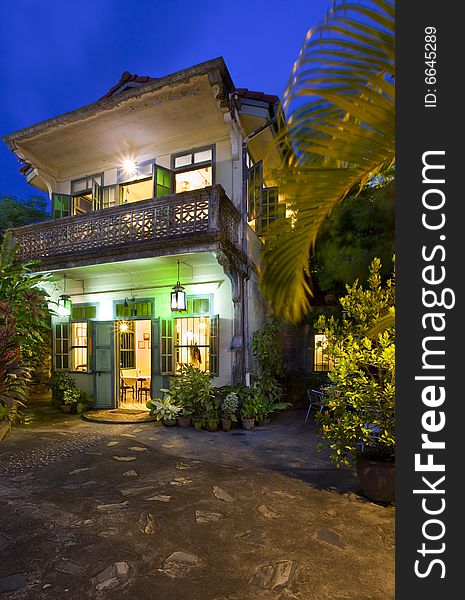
0;0;330;205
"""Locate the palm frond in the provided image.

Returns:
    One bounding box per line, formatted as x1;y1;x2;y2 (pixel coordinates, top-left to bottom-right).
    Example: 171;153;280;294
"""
262;0;395;322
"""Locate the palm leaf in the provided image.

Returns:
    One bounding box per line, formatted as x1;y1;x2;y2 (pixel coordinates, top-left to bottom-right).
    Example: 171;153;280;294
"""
261;0;395;322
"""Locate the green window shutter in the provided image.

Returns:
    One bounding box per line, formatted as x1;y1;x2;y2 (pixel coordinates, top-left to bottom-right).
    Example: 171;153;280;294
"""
92;180;102;211
161;318;173;374
134;302;152;317
87;321;93;373
192;298;210;314
71;305;97;320
209;315;219;376
52;193;71;219
151;318;161;375
115;303;131;318
154;166;173;197
247;161;263;220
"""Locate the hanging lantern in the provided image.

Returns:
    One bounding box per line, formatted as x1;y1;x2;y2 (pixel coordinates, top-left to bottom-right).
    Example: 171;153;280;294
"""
57;294;72;317
171;260;186;311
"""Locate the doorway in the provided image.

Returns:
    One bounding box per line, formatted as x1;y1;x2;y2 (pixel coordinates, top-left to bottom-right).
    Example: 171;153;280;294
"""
118;319;152;408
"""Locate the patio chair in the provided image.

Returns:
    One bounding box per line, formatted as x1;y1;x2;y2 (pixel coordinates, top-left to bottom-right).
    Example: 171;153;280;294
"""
305;389;326;422
138;382;151;403
359;423;382;452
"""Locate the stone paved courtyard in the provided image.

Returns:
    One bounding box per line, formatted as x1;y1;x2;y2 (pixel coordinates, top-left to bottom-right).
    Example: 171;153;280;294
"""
0;407;395;599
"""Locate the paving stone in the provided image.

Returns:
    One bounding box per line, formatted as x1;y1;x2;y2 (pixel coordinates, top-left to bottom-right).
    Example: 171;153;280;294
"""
176;462;190;470
170;477;193;486
138;511;156;534
96;501;130;512
106;441;119;446
55;560;87;574
146;494;172;502
121;486;154;497
69;467;93;474
195;510;223;524
316;529;345;549
123;470;138;477
115;562;130;578
96;577;120;591
251;560;295;589
271;490;298;499
258;504;279;519
0;533;12;552
113;456;136;462
159;551;201;578
212;485;234;502
0;574;27;593
235;530;266;545
128;446;147;452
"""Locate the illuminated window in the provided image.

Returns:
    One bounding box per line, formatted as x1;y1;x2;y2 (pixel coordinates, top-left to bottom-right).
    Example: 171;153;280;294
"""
70;322;88;372
120;178;153;204
314;333;334;372
172;146;214;193
120;321;135;369
174;316;211;372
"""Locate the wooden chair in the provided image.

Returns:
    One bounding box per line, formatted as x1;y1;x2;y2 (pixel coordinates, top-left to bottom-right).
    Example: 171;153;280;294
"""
120;376;134;401
138;382;151;403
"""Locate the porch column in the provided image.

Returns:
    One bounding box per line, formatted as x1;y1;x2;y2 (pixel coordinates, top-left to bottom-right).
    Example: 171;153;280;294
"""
216;250;246;386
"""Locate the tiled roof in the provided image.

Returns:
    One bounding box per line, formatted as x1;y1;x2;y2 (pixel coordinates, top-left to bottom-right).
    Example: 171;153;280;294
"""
235;88;279;105
98;71;158;100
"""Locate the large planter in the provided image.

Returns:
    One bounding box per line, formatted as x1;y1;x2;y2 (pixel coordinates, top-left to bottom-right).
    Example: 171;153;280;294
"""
162;418;177;427
356;457;395;503
60;405;72;413
177;416;191;428
241;418;254;431
221;417;232;432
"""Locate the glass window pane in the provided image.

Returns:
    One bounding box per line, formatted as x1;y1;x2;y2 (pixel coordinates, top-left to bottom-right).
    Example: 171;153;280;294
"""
194;149;212;163
174;154;192;168
71;178;87;193
174;166;212;193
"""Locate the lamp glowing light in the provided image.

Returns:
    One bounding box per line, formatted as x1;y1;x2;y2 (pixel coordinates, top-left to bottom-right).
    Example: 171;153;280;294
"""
119;321;129;332
122;158;137;176
171;260;186;312
57;294;72;317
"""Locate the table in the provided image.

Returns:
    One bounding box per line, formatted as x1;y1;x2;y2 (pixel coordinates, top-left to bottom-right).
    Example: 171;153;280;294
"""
123;375;151;401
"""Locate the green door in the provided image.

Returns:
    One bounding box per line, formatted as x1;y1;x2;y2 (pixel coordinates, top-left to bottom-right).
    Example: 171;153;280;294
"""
93;321;115;408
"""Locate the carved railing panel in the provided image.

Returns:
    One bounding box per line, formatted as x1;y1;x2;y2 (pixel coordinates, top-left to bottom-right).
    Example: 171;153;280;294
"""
12;186;241;261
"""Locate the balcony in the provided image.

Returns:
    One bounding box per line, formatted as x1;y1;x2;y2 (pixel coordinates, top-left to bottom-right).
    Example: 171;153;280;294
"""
11;185;242;269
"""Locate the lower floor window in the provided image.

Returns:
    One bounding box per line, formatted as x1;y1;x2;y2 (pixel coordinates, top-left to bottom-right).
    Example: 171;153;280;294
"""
55;323;69;370
313;333;333;372
70;322;89;372
120;321;135;368
174;316;210;372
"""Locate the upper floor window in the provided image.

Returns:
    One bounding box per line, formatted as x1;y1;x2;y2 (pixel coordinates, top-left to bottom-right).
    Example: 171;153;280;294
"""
117;159;155;205
70;173;103;215
171;146;214;193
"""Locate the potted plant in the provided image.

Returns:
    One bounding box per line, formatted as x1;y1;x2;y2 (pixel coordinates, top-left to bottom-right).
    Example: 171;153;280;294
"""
146;391;180;426
62;386;83;412
220;391;239;431
315;259;395;503
169;365;215;429
240;393;264;430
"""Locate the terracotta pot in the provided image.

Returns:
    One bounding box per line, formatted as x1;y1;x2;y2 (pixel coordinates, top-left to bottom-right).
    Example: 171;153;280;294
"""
356;457;395;503
162;418;177;427
177;416;191;428
205;421;219;432
221;417;232;432
241;418;254;431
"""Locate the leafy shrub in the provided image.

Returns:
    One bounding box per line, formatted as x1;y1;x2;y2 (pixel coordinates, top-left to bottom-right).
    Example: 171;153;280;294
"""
146;391;181;421
169;365;214;418
221;392;239;422
316;258;395;466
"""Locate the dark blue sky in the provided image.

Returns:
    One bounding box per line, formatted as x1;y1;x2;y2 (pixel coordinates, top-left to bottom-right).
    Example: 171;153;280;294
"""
0;0;329;202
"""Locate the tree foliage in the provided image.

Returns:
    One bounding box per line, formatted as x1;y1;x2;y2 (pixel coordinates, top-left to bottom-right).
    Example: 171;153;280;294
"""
0;194;49;239
315;258;395;466
0;235;51;420
312;174;394;294
262;0;395;322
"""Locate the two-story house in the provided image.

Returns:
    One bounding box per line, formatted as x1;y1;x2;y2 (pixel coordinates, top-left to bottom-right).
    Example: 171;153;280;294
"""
3;57;290;409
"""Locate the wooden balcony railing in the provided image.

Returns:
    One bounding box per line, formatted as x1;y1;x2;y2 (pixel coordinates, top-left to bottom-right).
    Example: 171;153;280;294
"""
11;185;241;262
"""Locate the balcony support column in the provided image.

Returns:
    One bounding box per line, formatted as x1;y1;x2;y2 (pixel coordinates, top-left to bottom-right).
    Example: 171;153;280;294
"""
216;249;247;386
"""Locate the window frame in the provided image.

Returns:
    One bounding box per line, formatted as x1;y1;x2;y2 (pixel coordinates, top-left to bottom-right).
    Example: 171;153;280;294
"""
171;145;216;192
54;323;69;370
313;332;333;372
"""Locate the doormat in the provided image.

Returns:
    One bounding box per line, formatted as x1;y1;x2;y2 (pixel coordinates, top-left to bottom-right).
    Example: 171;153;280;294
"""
82;409;154;424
